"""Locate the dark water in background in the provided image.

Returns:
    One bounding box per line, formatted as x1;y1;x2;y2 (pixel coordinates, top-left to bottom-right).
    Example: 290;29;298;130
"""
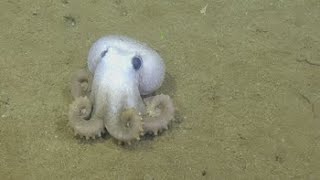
0;0;319;179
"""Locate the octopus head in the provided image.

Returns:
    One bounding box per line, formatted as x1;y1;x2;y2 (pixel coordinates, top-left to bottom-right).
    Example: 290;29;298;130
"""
87;35;165;95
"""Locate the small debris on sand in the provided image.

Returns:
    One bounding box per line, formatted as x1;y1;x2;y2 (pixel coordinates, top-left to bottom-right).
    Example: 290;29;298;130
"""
200;4;208;15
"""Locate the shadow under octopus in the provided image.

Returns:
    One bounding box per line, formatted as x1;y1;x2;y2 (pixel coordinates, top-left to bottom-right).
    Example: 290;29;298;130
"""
68;35;175;144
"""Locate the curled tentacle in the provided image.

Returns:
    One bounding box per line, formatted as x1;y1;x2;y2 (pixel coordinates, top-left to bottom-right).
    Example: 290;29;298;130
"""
68;96;105;139
105;108;143;143
143;94;175;135
70;69;92;99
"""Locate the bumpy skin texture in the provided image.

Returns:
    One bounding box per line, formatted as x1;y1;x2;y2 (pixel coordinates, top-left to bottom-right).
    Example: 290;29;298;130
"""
68;35;175;143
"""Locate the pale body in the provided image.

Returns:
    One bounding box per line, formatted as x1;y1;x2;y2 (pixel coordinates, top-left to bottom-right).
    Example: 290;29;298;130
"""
69;35;174;142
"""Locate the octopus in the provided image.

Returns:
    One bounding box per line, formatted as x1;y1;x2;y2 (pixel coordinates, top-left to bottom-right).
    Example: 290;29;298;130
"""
68;35;175;144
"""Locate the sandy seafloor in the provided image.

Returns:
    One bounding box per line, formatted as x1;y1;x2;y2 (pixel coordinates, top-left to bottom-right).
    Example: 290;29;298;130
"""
0;0;320;179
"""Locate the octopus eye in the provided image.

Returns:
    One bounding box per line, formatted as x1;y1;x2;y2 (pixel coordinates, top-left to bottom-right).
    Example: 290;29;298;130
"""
132;56;142;71
100;49;108;58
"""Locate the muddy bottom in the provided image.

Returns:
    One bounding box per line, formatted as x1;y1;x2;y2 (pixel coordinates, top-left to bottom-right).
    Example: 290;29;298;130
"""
0;0;319;179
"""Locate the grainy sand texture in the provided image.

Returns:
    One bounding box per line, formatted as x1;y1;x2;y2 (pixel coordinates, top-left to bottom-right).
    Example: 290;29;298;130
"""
0;0;319;179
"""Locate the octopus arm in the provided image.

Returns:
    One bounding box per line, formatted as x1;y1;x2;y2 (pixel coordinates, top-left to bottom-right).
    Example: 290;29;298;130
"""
70;69;92;99
142;94;175;135
68;96;105;139
104;108;144;143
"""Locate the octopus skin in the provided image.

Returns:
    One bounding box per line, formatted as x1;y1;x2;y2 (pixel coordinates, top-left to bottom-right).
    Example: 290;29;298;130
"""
68;35;175;143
